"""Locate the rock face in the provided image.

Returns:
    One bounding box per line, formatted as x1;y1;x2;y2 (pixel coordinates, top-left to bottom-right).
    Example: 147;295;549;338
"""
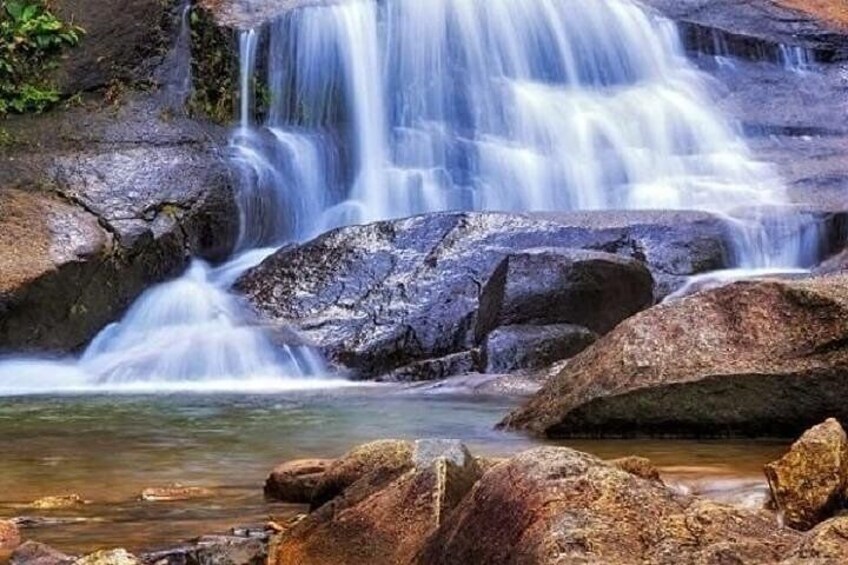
236;211;741;380
0;0;239;353
765;418;848;530
264;459;334;503
503;274;848;438
484;324;597;373
418;447;799;565
270;439;481;565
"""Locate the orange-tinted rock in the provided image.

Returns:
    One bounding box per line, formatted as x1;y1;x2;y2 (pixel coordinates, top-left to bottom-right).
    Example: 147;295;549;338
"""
765;418;848;530
270;440;481;565
418;447;798;565
782;515;848;562
310;439;414;509
0;520;21;552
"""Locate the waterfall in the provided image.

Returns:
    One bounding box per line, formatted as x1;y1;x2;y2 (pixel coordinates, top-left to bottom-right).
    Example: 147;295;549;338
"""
0;0;823;394
246;0;818;269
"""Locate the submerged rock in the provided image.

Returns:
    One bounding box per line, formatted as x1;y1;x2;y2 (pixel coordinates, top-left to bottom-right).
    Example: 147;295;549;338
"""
264;459;334;504
765;418;848;530
236;211;737;379
270;439;481;565
140;484;214;502
30;494;88;509
503;274;848;438
418;446;798;565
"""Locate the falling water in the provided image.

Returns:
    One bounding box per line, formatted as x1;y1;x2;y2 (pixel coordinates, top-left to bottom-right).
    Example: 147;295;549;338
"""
0;0;824;394
0;23;330;395
246;0;819;269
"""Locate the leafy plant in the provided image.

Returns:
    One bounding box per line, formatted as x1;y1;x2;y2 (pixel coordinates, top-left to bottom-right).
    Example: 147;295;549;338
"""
0;0;84;115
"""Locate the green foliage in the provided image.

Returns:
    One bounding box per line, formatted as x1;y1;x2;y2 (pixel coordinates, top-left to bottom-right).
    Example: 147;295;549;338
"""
187;7;236;123
0;0;84;115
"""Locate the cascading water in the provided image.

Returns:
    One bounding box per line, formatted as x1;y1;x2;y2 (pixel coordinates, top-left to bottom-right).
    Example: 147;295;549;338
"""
0;0;824;394
250;0;819;270
0;10;330;395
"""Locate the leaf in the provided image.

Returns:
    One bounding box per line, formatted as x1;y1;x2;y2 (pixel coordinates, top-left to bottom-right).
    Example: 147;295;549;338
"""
5;1;24;21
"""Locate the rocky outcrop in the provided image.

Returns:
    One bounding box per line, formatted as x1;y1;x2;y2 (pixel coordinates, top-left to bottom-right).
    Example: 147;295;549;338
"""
264;459;334;503
765;418;848;530
269;439;482;565
503;274;848;438
0;0;239;353
418;446;799;564
641;0;848;61
236;211;743;380
0;99;237;352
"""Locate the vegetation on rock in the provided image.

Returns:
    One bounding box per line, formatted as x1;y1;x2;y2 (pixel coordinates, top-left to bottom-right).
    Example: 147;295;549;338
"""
0;0;83;115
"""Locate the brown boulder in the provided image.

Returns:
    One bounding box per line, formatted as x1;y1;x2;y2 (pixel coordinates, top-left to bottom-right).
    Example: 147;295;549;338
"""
503;275;848;438
783;516;848;563
418;447;799;565
310;439;414;509
264;459;334;503
765;418;848;530
0;520;21;551
270;440;482;565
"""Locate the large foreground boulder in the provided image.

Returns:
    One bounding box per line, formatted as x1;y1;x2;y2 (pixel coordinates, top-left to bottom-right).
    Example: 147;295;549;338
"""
503;274;848;438
418;447;799;564
237;211;739;379
765;418;848;530
270;439;482;565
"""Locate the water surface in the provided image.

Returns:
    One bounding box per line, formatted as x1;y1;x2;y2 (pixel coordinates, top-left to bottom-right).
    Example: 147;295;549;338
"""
0;388;787;556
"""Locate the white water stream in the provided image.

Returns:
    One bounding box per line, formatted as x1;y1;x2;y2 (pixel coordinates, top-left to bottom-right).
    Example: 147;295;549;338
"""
0;0;824;394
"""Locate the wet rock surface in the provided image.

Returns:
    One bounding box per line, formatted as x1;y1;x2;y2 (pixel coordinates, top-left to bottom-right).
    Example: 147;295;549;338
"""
0;0;240;353
270;439;482;565
503;274;848;438
263;441;817;565
418;446;798;565
264;459;334;504
0;95;237;353
765;418;848;530
236;211;745;380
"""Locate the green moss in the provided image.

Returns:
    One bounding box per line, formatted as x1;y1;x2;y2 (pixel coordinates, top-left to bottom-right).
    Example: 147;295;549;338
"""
188;7;236;123
0;0;84;116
